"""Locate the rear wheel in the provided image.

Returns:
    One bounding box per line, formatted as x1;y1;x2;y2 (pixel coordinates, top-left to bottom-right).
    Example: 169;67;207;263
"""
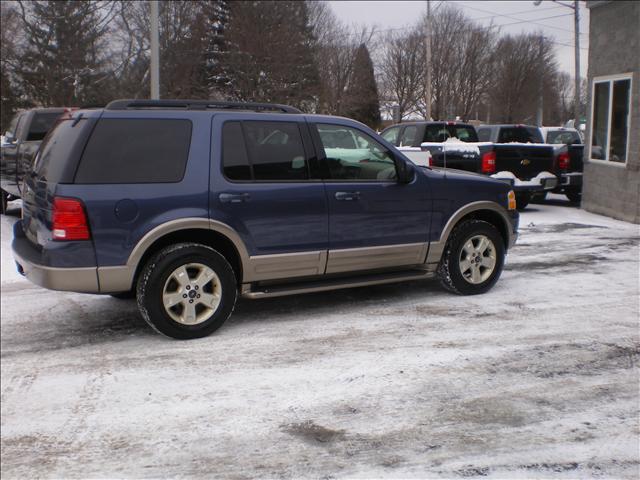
137;243;237;339
438;219;505;295
566;189;582;204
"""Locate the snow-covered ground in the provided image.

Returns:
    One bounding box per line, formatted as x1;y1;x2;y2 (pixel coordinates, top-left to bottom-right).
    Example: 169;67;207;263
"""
1;196;639;479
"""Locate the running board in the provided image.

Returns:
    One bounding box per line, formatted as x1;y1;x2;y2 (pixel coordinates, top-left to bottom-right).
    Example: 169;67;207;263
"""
241;269;435;299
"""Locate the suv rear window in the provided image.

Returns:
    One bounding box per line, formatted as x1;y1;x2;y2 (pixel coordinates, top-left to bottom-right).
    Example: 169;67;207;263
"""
33;118;91;183
497;127;543;144
423;124;479;143
75;119;192;184
26;112;63;141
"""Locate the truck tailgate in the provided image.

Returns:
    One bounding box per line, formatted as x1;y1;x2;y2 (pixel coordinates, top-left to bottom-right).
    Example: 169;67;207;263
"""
493;144;556;180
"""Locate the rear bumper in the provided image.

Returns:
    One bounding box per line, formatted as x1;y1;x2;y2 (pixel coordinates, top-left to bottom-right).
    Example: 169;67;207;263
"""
491;171;558;193
12;221;100;293
560;172;583;187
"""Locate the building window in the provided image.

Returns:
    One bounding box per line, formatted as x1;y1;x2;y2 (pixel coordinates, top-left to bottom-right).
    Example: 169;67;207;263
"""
590;74;632;164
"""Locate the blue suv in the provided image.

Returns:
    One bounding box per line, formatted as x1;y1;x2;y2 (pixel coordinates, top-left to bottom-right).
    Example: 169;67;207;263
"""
12;100;518;339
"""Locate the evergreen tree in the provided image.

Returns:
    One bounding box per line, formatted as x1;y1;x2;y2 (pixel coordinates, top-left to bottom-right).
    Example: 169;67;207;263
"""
15;1;113;106
203;0;231;99
344;44;381;129
222;1;320;111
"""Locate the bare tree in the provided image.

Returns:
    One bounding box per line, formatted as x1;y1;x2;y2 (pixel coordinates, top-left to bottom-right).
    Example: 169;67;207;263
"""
306;1;376;115
412;5;497;121
379;29;424;122
488;32;557;124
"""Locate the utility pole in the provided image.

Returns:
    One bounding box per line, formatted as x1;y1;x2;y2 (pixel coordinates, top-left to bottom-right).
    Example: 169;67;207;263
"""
533;0;581;127
573;0;581;128
536;35;544;127
424;0;432;120
150;0;160;100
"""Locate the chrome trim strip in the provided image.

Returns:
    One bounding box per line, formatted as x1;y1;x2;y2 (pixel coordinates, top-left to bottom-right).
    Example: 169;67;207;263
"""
241;270;434;299
245;250;327;282
325;242;428;274
425;201;514;264
13;251;100;293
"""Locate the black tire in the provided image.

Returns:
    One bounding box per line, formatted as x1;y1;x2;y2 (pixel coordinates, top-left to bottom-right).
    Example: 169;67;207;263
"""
515;193;531;210
110;291;136;300
565;189;582;204
437;219;505;295
136;243;237;339
1;190;7;215
530;192;547;204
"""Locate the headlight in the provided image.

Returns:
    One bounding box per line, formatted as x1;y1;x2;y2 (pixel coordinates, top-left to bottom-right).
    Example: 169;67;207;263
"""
507;190;516;210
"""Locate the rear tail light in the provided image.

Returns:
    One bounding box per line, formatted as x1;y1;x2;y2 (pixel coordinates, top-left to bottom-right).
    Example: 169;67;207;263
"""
557;151;570;170
52;197;90;241
481;151;496;174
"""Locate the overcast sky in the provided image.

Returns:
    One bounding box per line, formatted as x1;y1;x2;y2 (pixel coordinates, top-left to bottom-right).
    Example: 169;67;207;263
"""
327;0;589;77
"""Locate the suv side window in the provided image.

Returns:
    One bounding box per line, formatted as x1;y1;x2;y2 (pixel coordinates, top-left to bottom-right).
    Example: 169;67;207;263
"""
315;123;397;181
243;121;308;181
381;126;400;145
399;125;418;146
75;119;192;184
222;122;251;181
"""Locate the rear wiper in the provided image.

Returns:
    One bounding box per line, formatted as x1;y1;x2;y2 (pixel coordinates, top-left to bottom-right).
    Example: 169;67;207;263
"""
71;113;83;127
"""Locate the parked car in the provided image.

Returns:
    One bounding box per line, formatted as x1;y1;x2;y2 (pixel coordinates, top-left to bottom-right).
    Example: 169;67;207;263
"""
1;107;71;213
476;124;570;209
13;99;518;340
381;121;564;209
539;126;583;203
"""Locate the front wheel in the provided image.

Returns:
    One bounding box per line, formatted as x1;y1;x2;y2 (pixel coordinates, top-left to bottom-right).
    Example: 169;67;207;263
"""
137;243;237;339
437;220;505;295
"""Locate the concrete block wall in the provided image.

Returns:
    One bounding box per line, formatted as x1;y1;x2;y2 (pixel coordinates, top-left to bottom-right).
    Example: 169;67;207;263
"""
582;1;640;224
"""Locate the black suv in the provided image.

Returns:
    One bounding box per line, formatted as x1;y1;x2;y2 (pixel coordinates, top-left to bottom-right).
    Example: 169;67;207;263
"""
13;100;518;339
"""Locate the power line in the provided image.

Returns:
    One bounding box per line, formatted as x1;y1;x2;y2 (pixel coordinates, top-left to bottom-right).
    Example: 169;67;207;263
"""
449;1;587;35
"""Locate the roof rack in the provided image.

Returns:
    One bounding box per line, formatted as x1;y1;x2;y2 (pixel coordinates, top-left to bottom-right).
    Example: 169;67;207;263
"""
105;99;302;114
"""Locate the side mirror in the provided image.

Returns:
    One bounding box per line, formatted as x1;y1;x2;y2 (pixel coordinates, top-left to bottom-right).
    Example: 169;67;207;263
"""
396;158;415;184
3;132;15;144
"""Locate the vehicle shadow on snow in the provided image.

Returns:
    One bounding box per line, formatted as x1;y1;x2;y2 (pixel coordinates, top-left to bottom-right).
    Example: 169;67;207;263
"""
2;279;446;353
0;295;154;356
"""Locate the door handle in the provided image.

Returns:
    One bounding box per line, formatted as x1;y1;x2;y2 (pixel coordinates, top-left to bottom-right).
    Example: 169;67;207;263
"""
219;193;251;204
335;191;361;201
